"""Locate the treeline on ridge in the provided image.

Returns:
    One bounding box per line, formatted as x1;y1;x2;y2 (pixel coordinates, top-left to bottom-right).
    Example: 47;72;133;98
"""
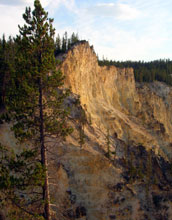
54;32;79;55
0;32;79;108
1;32;172;109
98;59;172;86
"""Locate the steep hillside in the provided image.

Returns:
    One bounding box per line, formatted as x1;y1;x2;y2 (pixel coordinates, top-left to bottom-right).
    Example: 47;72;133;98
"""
60;42;172;158
1;42;172;220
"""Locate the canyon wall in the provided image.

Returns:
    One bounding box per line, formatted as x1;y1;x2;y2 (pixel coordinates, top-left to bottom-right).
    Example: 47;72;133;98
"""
60;42;172;158
1;42;172;220
50;42;172;220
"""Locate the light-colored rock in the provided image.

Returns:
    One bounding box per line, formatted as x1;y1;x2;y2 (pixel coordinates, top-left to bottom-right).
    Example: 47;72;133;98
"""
1;42;172;220
60;42;172;158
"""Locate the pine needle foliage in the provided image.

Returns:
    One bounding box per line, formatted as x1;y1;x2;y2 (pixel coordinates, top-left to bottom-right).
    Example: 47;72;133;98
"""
1;0;72;219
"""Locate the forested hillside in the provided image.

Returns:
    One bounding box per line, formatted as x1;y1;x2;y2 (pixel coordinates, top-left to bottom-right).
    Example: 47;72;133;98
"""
1;1;172;219
99;59;172;85
0;1;77;219
1;32;172;109
0;32;79;108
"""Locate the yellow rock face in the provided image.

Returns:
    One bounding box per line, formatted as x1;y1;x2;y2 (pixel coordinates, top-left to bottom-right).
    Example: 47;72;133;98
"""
60;42;172;158
1;42;172;220
47;42;172;219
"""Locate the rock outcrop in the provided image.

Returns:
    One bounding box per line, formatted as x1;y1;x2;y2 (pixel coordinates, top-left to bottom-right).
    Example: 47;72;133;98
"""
1;42;172;220
60;42;172;157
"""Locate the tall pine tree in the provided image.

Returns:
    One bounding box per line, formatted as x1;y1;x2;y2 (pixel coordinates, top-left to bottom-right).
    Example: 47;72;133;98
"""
4;0;72;219
0;35;16;109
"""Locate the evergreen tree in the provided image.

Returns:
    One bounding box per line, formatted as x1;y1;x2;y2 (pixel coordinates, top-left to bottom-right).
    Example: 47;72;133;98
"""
105;129;111;159
54;32;80;55
71;32;79;45
0;35;16;108
54;34;61;56
3;0;72;219
67;38;71;50
62;31;68;52
0;144;45;220
98;58;172;86
78;106;87;148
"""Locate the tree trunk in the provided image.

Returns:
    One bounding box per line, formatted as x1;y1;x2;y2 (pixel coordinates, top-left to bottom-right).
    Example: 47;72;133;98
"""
39;77;51;220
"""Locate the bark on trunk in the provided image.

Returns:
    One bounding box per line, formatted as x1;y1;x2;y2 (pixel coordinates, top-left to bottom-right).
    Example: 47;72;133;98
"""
39;77;51;220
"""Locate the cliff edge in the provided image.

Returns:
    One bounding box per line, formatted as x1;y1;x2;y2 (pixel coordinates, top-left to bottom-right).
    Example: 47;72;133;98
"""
60;42;172;158
1;42;172;220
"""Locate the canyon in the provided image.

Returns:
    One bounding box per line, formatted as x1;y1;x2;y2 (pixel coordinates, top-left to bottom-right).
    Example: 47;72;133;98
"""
1;41;172;220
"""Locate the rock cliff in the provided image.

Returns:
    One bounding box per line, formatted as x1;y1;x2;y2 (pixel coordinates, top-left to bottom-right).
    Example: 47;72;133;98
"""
1;42;172;220
60;42;172;157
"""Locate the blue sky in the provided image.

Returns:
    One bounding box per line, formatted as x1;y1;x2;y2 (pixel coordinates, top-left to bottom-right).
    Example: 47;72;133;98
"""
0;0;172;61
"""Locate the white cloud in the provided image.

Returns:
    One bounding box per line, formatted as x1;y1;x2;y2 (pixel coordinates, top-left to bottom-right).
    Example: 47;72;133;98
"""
0;0;74;9
0;5;24;36
1;0;172;61
0;0;74;37
64;0;172;61
117;3;141;20
87;3;140;20
40;0;51;8
44;0;76;15
0;0;32;6
89;23;170;61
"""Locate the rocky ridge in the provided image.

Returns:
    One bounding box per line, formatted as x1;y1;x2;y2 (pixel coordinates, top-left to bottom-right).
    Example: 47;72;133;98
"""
60;42;172;157
1;42;172;220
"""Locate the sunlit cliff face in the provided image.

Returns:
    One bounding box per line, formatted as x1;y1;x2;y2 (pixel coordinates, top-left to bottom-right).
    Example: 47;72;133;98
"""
60;41;172;159
1;42;172;220
48;41;172;220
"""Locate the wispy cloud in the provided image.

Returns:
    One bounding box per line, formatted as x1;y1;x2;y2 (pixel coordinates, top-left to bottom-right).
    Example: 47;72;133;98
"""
0;0;32;6
0;5;23;36
0;0;74;10
67;0;172;60
1;0;172;61
0;0;34;37
87;3;140;20
0;0;75;37
44;0;76;15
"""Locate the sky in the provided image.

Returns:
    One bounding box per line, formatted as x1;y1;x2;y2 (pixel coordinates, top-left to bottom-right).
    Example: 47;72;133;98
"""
0;0;172;61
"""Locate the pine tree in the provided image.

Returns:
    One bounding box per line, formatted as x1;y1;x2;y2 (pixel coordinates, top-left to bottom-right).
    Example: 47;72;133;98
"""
3;0;72;219
67;38;71;50
71;32;79;45
78;106;87;148
106;129;111;159
62;31;68;52
54;34;61;56
0;35;6;108
0;35;16;109
0;144;45;220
